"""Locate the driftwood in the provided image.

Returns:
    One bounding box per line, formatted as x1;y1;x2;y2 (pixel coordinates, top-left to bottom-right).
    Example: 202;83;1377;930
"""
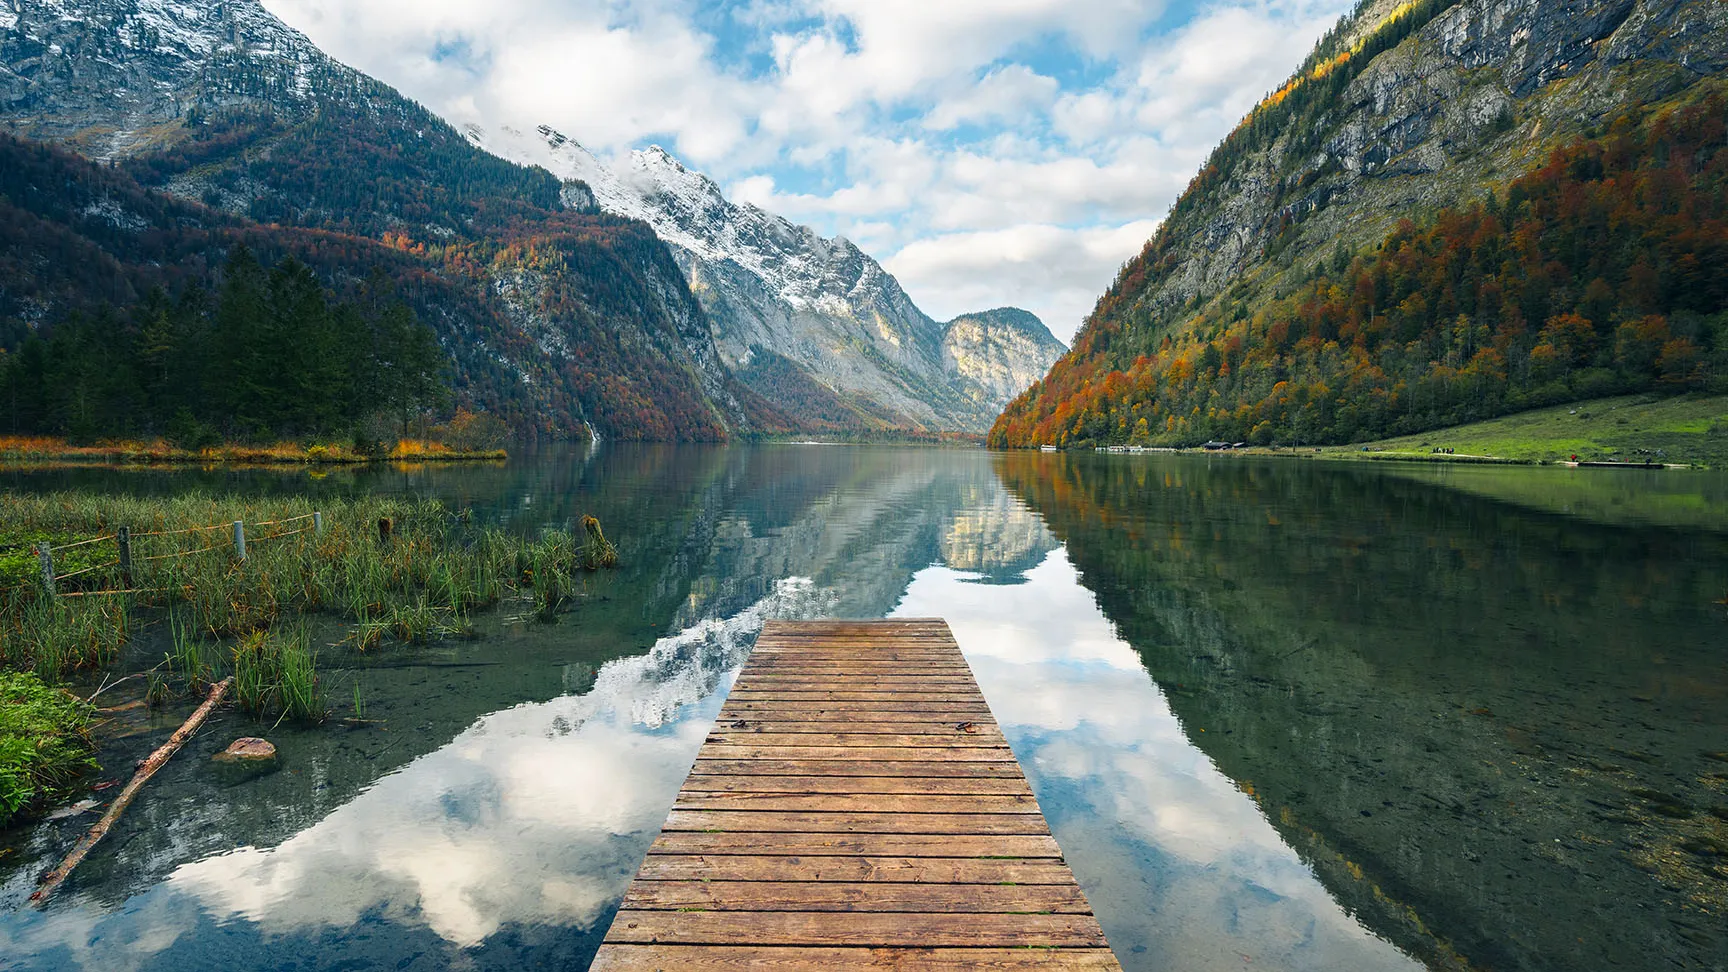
30;676;233;906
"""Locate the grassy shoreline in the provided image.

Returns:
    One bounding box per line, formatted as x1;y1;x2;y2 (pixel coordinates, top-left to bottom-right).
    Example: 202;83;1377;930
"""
0;436;507;466
0;490;614;828
1075;394;1727;468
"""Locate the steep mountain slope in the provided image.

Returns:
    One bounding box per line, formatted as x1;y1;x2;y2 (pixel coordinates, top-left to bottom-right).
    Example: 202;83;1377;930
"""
941;308;1066;406
0;0;771;441
468;124;1059;433
993;0;1728;448
0;133;757;439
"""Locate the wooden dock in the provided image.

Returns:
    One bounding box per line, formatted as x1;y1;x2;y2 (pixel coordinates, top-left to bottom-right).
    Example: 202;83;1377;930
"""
592;618;1122;970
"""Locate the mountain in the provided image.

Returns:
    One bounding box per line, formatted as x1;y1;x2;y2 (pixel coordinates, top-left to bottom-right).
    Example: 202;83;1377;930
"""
0;0;803;441
941;308;1066;406
466;124;1064;434
992;0;1728;449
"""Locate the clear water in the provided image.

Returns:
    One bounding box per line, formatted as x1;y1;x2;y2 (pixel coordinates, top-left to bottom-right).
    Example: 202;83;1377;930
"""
1;445;1724;971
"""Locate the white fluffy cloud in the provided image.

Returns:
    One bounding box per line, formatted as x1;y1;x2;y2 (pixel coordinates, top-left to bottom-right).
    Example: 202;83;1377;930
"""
262;0;1354;341
885;221;1160;336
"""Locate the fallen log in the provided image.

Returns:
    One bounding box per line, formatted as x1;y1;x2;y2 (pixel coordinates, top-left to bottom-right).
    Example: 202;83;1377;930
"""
30;676;233;906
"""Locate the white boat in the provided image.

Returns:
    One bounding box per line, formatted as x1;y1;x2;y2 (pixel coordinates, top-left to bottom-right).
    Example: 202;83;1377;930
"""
1039;445;1057;452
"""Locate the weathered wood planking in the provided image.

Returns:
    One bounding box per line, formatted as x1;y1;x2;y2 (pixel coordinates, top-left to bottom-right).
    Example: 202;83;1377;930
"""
593;619;1122;971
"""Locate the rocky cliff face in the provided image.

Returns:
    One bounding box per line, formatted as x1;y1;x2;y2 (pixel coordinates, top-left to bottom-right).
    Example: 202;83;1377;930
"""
1109;0;1724;331
0;0;332;156
993;0;1728;447
467;124;1055;433
941;308;1066;407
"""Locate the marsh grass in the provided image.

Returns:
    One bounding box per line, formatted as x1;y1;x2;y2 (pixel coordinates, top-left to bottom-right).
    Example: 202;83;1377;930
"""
0;492;616;720
581;515;619;569
231;627;323;724
0;671;97;827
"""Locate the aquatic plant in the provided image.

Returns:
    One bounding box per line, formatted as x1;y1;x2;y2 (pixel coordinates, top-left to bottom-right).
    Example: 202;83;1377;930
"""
0;671;97;827
582;515;619;569
0;491;594;680
231;627;324;724
4;596;129;680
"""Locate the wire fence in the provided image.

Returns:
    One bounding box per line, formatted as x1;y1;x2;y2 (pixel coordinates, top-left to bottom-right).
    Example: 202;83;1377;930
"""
14;512;326;602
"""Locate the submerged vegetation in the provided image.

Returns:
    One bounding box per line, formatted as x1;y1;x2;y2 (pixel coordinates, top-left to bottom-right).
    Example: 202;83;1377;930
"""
0;491;620;822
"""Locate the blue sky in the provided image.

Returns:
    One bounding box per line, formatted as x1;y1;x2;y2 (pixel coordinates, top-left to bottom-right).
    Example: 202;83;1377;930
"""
262;0;1354;340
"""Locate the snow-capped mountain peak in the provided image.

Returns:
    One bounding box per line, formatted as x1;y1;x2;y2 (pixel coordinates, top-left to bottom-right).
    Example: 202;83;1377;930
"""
463;121;1062;431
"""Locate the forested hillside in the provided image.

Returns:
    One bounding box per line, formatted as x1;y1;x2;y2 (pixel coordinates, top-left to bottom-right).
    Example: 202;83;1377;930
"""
0;0;778;442
994;97;1728;447
0;134;762;441
992;0;1728;448
0;245;447;444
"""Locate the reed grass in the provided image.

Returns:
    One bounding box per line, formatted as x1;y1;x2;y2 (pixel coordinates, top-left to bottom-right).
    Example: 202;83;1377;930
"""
231;627;323;724
0;491;617;704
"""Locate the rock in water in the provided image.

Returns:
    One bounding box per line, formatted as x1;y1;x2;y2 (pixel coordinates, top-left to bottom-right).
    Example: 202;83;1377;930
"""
213;737;277;763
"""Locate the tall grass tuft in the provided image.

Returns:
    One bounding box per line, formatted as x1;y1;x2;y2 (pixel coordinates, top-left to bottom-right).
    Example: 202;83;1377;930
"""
581;515;619;569
231;627;324;724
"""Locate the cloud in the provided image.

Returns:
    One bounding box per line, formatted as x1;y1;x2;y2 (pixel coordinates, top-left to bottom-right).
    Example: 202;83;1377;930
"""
923;65;1060;132
884;220;1160;336
262;0;1356;341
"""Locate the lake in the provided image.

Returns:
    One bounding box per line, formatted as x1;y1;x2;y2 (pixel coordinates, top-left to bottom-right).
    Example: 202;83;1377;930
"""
2;445;1724;971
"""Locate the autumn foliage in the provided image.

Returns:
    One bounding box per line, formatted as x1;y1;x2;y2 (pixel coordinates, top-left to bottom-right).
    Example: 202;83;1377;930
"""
992;96;1728;448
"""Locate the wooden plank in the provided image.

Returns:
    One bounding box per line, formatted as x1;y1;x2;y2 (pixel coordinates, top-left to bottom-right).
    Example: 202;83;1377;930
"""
597;620;1119;970
697;746;1015;762
672;793;1042;813
637;854;1076;884
741;664;971;672
722;688;981;695
746;655;970;662
661;810;1051;835
593;946;1121;971
691;759;1027;778
708;709;995;722
682;775;1032;795
719;702;993;717
621;881;1093;914
647;832;1066;858
713;721;1006;738
605;912;1108;947
746;646;960;653
733;676;981;687
702;733;1007;749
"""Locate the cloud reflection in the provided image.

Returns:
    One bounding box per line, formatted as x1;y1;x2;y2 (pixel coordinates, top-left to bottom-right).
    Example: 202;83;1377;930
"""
5;578;834;969
892;551;1421;972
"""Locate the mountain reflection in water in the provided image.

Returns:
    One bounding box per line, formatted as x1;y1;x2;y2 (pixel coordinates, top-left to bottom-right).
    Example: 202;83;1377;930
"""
2;445;1721;972
995;451;1728;972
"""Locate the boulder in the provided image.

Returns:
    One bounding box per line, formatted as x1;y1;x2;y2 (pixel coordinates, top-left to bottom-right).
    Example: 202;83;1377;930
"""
213;737;277;763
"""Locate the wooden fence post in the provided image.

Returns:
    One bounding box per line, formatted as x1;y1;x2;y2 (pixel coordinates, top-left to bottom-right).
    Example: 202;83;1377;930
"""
233;521;246;561
36;543;55;598
313;511;324;536
117;526;132;586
